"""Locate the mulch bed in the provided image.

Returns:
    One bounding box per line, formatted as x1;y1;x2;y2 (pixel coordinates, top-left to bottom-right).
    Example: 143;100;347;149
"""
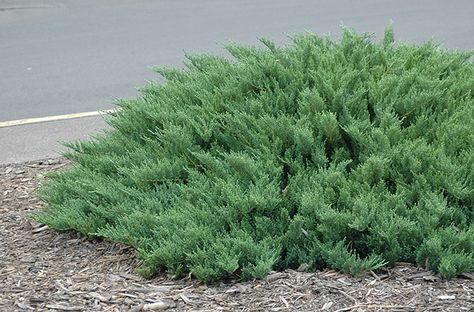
1;159;473;312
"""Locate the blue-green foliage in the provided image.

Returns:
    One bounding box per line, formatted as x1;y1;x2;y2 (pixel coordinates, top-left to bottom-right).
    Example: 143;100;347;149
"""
37;26;474;282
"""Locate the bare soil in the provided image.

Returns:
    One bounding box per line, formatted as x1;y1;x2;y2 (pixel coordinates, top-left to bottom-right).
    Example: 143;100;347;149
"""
1;159;473;312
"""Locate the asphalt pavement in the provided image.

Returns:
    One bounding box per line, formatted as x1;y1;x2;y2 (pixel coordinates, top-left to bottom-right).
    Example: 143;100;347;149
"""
0;115;108;164
1;0;473;164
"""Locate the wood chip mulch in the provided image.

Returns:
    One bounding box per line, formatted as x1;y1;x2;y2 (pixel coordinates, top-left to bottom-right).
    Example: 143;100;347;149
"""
1;158;473;312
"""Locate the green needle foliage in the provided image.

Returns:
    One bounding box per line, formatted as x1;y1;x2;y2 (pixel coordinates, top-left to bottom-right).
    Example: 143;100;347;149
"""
37;26;474;282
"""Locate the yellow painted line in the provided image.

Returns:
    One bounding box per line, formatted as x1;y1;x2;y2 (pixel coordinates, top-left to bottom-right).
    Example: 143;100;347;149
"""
0;109;116;128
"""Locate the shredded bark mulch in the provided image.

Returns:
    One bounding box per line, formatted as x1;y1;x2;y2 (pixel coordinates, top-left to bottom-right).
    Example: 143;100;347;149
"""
1;158;473;312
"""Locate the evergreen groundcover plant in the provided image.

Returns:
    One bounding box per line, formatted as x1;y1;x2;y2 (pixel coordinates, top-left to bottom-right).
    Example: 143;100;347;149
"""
37;26;474;282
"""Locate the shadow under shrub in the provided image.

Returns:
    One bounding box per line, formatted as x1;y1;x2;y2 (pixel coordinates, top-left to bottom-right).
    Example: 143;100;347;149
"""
37;26;474;282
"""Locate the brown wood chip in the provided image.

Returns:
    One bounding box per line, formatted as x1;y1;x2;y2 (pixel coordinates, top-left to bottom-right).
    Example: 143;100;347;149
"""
0;158;473;312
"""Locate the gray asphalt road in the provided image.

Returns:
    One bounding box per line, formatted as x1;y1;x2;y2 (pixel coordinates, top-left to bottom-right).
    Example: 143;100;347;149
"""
1;0;473;164
2;0;474;122
0;115;108;164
